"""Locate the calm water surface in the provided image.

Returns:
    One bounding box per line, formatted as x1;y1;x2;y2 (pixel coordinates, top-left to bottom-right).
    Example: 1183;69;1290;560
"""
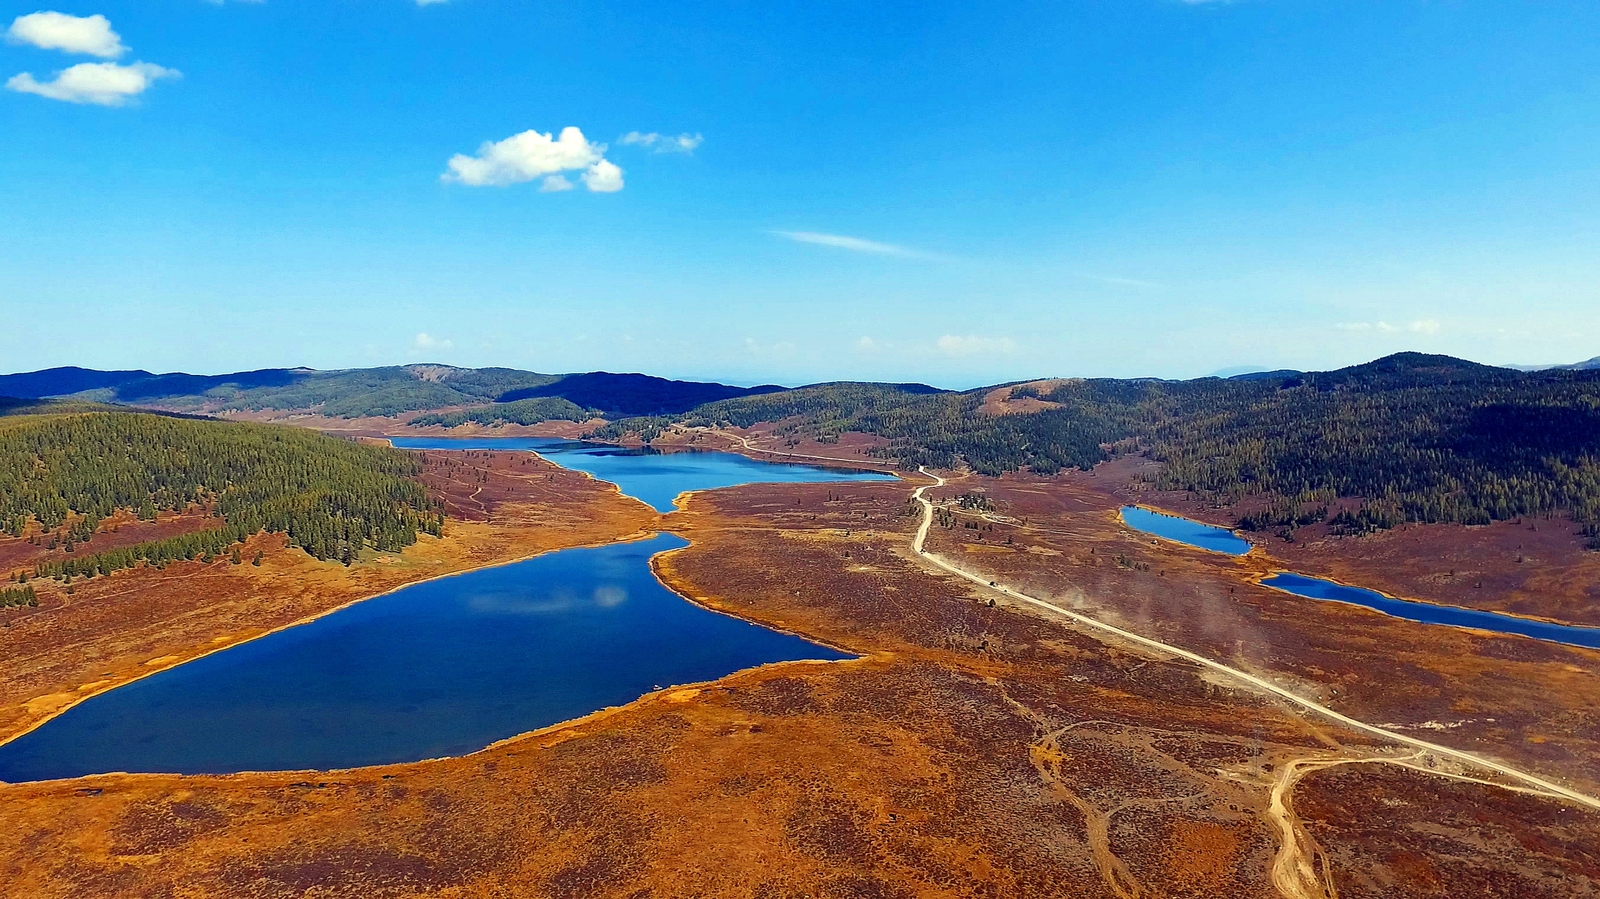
0;440;890;782
1120;506;1252;555
388;437;896;511
1260;572;1600;650
1121;505;1600;649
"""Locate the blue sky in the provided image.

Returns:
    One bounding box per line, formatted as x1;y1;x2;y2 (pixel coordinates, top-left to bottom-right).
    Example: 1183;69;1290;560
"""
2;0;1597;387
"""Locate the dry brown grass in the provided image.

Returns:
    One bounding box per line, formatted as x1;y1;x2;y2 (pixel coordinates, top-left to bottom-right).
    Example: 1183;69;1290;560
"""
4;472;1596;897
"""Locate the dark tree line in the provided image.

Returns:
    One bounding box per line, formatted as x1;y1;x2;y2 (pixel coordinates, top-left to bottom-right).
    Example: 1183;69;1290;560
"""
408;397;590;428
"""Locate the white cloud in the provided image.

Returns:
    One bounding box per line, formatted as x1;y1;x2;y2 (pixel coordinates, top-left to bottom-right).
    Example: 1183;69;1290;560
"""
6;61;178;106
936;335;1016;356
773;230;925;258
416;0;450;5
580;159;624;193
1336;319;1441;335
1074;272;1163;289
414;332;454;351
743;337;797;358
7;12;124;58
619;131;703;154
856;336;878;351
442;126;623;192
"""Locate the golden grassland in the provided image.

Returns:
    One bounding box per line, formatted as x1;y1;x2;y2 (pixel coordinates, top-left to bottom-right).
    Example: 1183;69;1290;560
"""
1;460;1597;896
1;434;1597;897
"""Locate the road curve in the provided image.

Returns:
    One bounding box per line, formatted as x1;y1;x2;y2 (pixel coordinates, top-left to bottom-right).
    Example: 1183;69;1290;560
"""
718;432;1599;810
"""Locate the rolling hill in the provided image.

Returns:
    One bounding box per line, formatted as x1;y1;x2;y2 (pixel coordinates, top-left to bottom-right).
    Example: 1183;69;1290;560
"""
6;353;1598;542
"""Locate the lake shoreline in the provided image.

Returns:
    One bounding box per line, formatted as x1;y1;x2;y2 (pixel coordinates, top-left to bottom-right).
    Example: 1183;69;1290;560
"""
0;448;661;752
1118;498;1600;645
0;523;666;761
0;439;894;782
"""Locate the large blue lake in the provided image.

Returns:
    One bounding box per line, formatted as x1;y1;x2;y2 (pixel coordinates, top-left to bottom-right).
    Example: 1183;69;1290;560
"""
0;440;889;782
389;437;896;512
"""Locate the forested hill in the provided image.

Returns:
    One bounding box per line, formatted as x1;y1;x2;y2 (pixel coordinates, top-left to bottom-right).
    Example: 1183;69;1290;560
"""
0;411;441;577
598;354;1600;543
0;367;157;398
496;372;785;414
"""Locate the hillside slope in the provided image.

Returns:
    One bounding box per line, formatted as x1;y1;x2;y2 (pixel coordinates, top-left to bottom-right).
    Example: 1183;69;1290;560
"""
603;354;1600;541
0;411;440;571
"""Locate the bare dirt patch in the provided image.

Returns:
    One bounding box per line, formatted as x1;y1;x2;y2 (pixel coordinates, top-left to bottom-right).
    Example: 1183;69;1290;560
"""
979;381;1068;416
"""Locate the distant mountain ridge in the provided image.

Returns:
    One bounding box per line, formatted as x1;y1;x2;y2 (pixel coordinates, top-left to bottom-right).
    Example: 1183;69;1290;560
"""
0;366;158;399
1554;356;1600;371
1506;356;1600;372
0;364;794;421
497;372;787;415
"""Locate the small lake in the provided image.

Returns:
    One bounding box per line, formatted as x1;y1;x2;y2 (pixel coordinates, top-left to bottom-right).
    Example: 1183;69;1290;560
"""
388;437;896;512
1120;506;1252;556
1260;572;1600;650
0;439;894;782
1123;505;1600;650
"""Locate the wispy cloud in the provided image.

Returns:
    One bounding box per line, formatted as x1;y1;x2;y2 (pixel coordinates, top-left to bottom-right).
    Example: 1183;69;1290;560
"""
7;61;178;105
619;131;703;154
742;337;798;358
936;335;1016;356
1073;272;1163;289
414;332;453;351
772;230;930;259
1335;319;1441;334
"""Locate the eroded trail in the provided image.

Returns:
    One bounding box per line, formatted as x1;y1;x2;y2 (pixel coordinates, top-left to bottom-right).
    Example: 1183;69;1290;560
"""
1264;752;1411;899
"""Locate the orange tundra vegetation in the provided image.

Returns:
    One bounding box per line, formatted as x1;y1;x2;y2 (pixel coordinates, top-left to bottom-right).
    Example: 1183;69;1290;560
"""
1;447;1597;898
